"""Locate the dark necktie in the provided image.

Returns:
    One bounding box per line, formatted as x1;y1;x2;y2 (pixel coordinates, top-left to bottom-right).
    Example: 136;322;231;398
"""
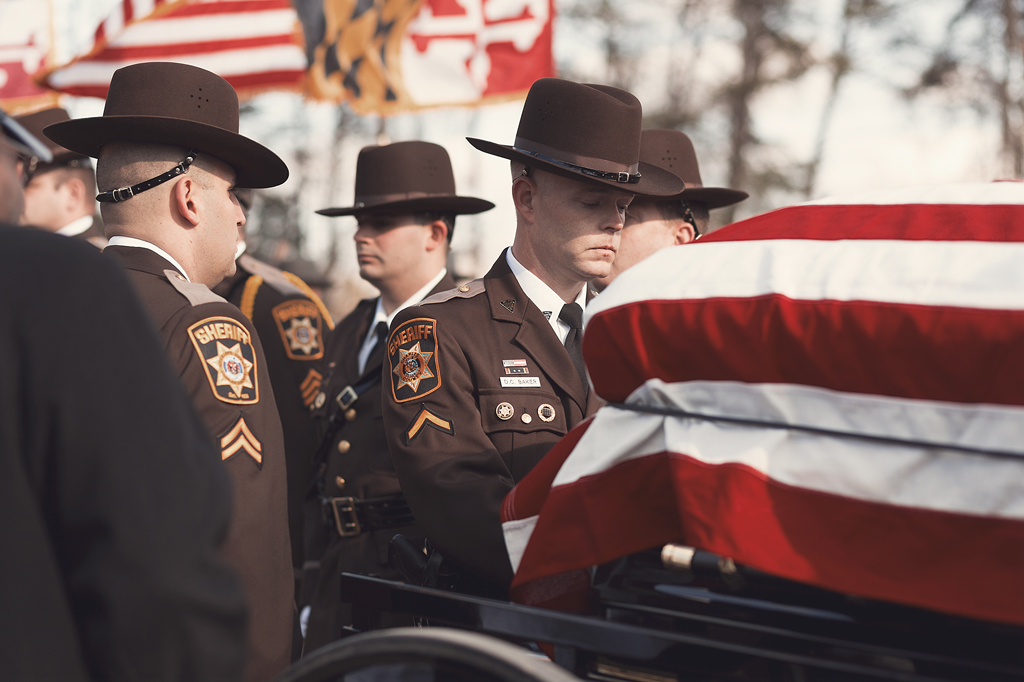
559;302;589;397
370;320;388;357
363;320;389;373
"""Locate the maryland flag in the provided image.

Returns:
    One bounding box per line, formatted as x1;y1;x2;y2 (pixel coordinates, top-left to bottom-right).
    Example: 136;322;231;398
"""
0;0;59;114
295;0;555;113
502;182;1024;626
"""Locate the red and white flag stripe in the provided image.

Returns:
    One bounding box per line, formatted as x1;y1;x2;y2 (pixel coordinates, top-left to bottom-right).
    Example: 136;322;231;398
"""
503;182;1024;625
43;0;306;99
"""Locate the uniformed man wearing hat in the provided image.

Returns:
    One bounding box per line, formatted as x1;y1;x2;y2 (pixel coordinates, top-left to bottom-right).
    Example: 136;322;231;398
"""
592;128;748;292
214;188;335;606
1;106;249;682
303;140;494;649
45;62;294;682
381;79;684;592
15;107;106;247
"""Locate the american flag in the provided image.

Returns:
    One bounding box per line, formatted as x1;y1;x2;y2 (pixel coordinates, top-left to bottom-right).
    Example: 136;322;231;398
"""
502;182;1024;626
41;0;307;99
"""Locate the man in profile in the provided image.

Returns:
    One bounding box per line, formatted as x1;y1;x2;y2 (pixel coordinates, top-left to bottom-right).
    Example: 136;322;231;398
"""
592;128;748;292
15;107;106;247
304;140;493;648
46;62;294;682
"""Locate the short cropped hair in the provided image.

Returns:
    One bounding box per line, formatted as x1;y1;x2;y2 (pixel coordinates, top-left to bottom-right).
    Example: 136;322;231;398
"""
661;199;709;236
414;211;456;242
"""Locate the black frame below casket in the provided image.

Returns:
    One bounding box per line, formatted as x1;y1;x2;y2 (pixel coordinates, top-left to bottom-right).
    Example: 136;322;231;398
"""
334;551;1023;682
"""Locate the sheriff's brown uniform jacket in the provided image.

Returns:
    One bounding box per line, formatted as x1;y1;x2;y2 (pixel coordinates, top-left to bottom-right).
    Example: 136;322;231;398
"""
71;215;107;249
106;245;293;682
215;253;334;575
0;225;247;682
382;251;601;590
304;273;454;650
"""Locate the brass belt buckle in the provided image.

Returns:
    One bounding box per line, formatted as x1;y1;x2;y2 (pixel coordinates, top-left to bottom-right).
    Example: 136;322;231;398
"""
330;496;361;537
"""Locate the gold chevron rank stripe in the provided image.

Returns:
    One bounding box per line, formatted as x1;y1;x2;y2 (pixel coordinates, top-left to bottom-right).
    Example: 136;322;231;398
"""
220;415;263;467
404;405;455;445
300;369;323;407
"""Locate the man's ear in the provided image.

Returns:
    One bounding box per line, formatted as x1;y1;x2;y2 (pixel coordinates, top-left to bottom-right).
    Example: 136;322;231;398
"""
511;175;539;224
64;177;87;208
673;221;696;245
172;176;200;227
425;219;448;251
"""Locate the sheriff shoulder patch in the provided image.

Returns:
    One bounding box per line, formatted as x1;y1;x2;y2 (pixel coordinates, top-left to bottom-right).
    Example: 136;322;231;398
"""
388;317;441;403
187;316;260;404
272;299;324;360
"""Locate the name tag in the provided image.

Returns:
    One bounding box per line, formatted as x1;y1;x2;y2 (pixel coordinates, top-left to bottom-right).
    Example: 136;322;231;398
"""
500;376;541;388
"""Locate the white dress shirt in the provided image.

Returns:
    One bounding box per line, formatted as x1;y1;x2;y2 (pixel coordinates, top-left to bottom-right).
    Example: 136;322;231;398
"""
106;236;191;282
356;267;448;375
506;248;587;344
56;215;94;238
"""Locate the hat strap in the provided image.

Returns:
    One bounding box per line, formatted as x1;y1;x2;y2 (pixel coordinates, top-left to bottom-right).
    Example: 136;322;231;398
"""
513;137;641;185
97;150;198;203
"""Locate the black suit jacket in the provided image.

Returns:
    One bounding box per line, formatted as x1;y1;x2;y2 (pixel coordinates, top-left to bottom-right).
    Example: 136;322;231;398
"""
0;225;246;681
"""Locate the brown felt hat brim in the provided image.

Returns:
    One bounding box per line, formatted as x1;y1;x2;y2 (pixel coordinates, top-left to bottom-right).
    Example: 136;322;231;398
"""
43;115;288;189
467;137;684;197
676;187;749;210
316;194;494;217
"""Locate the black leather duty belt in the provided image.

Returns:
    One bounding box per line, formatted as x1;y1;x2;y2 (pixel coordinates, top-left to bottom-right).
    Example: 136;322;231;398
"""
323;494;416;538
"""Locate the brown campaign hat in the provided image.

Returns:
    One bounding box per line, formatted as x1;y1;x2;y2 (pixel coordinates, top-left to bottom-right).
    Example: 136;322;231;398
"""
43;62;287;189
467;78;683;197
14;108;91;168
638;129;748;209
316;140;494;217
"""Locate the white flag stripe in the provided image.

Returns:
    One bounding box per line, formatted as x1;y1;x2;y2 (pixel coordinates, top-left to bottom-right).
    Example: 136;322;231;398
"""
624;379;1024;457
135;0;157;18
802;181;1024;207
48;45;306;88
551;401;1024;519
502;515;538;575
110;11;297;46
588;239;1024;324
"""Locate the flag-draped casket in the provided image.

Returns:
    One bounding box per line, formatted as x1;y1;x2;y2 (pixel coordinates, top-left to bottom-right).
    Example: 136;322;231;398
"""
501;182;1024;626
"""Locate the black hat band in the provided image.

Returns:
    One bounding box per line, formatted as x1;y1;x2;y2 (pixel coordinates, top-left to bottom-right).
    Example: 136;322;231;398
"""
513;145;641;184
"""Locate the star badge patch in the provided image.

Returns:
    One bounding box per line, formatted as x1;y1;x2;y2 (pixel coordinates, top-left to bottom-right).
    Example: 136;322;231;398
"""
272;300;324;360
188;316;260;404
388;317;441;403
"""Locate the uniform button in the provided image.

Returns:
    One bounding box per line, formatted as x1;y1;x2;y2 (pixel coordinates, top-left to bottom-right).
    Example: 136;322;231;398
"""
459;284;470;292
313;392;326;409
521;413;532;424
335;476;346;489
337;440;351;454
344;408;357;421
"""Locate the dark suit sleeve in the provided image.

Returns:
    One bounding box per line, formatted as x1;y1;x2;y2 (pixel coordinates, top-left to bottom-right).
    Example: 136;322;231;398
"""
382;305;516;588
16;238;247;681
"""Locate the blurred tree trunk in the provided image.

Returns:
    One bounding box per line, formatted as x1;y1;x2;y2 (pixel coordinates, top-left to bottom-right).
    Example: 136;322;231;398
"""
721;0;813;224
998;0;1023;176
